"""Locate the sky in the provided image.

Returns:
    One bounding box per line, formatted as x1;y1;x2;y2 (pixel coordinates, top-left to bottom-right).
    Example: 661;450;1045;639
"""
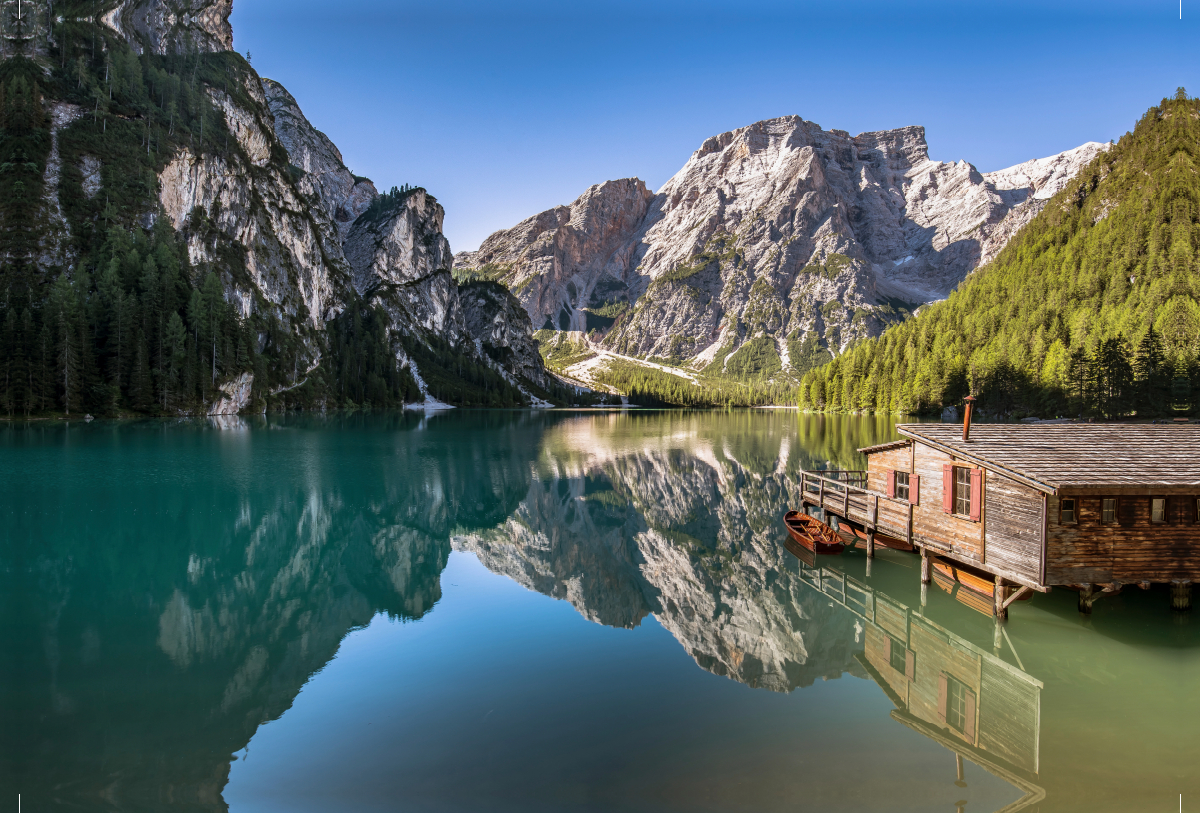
230;0;1200;253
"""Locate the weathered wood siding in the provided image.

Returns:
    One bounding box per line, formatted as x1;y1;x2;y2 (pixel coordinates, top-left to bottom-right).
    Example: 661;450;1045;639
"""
864;624;910;705
1046;493;1200;583
977;659;1040;774
866;445;911;494
863;598;1042;770
983;474;1044;585
912;443;984;561
907;617;981;747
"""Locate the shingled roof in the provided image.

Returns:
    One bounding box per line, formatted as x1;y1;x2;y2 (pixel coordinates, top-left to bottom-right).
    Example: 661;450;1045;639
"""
893;424;1200;494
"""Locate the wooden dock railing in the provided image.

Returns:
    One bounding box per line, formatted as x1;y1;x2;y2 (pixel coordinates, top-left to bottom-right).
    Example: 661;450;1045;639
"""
800;469;913;546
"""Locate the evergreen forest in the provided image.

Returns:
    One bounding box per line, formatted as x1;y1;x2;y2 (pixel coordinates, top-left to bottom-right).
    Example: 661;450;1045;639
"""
0;5;554;419
800;91;1200;419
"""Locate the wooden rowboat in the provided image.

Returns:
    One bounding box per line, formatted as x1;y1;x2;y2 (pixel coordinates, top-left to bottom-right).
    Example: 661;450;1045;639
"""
783;511;844;554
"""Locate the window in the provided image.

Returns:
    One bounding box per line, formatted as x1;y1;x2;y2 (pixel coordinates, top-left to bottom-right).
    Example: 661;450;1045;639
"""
1151;498;1167;524
1101;498;1117;524
895;471;910;502
889;636;908;673
1061;498;1076;524
954;466;972;516
946;677;970;734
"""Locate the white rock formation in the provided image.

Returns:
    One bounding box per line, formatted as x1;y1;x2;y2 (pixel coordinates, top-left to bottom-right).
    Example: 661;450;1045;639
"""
457;117;1107;374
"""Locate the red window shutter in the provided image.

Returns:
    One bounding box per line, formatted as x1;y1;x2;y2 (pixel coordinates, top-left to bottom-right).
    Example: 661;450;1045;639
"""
905;649;915;681
910;474;920;506
887;470;896;498
883;635;892;662
937;673;948;722
970;469;983;522
964;689;977;741
942;465;954;514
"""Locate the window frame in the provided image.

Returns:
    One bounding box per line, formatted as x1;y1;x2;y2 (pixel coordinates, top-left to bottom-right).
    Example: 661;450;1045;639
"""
894;471;910;502
1060;497;1077;525
945;676;970;734
1151;497;1167;525
953;466;973;517
1100;497;1117;525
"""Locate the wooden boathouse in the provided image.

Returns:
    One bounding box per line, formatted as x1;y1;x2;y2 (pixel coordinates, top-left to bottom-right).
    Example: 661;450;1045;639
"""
801;412;1200;615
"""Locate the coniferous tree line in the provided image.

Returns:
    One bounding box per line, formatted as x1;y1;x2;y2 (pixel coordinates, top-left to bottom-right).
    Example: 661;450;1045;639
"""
0;10;548;417
800;91;1200;419
593;359;803;408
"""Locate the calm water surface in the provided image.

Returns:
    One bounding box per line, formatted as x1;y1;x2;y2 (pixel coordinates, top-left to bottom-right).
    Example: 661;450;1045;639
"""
1;411;1196;812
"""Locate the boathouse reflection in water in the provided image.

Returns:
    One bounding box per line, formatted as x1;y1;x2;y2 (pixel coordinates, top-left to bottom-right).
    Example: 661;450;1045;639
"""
2;412;1195;811
787;556;1044;811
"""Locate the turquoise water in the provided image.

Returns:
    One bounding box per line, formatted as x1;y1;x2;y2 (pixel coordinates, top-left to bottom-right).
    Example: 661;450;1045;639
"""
1;411;1197;812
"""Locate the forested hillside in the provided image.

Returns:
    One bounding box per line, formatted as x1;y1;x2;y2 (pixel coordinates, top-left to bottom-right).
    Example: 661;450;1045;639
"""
801;91;1200;419
0;3;554;418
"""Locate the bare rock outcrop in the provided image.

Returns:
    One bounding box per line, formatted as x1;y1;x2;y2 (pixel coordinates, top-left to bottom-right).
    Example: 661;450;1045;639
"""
459;280;551;389
457;116;1107;375
263;78;378;243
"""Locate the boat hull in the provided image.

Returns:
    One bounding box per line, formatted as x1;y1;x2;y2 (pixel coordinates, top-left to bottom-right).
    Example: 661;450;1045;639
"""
783;511;844;554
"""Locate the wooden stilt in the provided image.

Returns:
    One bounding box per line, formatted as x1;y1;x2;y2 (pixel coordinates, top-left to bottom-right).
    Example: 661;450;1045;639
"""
920;548;931;584
1171;581;1192;612
865;529;875;559
920;580;928;607
993;576;1008;621
1078;584;1096;615
865;556;873;578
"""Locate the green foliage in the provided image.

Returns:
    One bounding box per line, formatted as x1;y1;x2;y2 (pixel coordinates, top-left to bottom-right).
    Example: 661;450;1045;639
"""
537;331;596;371
0;18;516;416
452;262;511;286
802;94;1200;418
788;331;833;378
724;335;782;379
800;253;853;280
359;185;422;226
326;299;421;407
400;332;528;408
591;359;800;408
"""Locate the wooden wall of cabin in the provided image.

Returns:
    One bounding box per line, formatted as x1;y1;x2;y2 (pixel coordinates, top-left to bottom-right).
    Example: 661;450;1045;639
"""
983;475;1045;586
1046;493;1200;584
911;444;984;562
866;446;911;493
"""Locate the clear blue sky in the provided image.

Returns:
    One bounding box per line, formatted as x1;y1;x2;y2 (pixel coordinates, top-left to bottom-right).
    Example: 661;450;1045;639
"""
231;0;1198;253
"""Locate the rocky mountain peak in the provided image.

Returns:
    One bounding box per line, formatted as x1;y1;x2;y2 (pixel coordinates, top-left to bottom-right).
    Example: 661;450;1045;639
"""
456;114;1107;381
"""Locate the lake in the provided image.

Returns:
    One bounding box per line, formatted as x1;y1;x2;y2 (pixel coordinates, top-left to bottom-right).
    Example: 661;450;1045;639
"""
1;410;1196;812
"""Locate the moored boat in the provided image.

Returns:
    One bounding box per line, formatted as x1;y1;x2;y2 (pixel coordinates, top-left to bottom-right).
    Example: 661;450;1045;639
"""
783;511;844;554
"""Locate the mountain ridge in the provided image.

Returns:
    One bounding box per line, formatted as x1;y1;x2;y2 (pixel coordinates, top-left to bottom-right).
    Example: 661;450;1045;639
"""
456;115;1106;384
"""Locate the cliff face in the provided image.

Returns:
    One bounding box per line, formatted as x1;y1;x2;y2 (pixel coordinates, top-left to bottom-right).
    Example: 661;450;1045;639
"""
457;117;1106;374
85;1;555;408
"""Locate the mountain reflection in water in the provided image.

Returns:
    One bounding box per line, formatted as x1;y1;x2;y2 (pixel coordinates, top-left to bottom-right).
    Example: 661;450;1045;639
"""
0;411;1196;812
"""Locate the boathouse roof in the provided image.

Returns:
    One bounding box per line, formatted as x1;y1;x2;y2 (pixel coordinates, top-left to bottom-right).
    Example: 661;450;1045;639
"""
885;424;1200;494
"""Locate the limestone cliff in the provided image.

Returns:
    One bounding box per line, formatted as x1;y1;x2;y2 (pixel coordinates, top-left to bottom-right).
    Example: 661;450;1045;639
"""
83;0;555;409
457;117;1106;376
